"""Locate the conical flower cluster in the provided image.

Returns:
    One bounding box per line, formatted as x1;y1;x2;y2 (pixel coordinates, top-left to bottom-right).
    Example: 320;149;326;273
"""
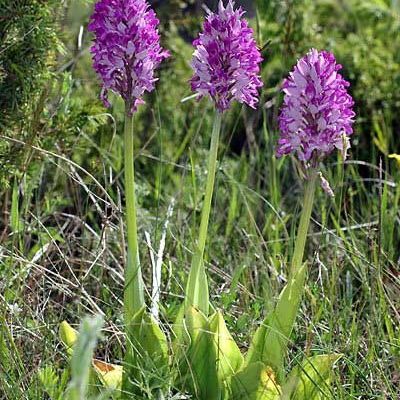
190;0;263;112
277;49;355;162
89;0;169;114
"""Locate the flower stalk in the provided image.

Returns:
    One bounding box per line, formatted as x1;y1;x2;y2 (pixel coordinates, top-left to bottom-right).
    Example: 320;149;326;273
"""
186;0;262;316
290;170;318;277
123;106;144;326
185;110;222;316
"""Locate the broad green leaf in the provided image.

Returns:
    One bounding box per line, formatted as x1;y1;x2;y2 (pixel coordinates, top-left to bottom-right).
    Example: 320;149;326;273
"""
283;354;342;400
245;265;307;381
124;307;169;396
209;311;244;382
185;305;208;340
171;303;185;341
185;256;210;316
179;307;220;399
129;307;168;367
171;303;190;362
230;362;281;400
59;321;78;356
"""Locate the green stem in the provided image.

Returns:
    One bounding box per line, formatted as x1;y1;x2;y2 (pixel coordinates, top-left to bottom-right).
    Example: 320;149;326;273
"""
185;110;222;316
290;171;318;276
245;171;318;383
123;106;144;328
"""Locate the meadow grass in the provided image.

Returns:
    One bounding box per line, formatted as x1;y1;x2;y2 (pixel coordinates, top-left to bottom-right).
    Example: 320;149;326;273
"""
1;0;399;399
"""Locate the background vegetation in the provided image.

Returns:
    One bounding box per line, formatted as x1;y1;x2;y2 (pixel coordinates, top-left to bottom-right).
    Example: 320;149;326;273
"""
0;0;399;398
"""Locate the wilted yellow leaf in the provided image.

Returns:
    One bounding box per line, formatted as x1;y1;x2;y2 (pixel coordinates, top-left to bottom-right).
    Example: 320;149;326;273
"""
92;359;123;390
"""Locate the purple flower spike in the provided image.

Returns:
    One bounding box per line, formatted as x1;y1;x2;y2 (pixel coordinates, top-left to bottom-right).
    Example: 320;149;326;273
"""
89;0;169;114
190;0;263;113
277;49;355;162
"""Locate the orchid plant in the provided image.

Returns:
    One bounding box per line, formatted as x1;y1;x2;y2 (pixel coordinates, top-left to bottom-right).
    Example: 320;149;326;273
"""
185;0;263;317
88;0;169;395
50;1;356;399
